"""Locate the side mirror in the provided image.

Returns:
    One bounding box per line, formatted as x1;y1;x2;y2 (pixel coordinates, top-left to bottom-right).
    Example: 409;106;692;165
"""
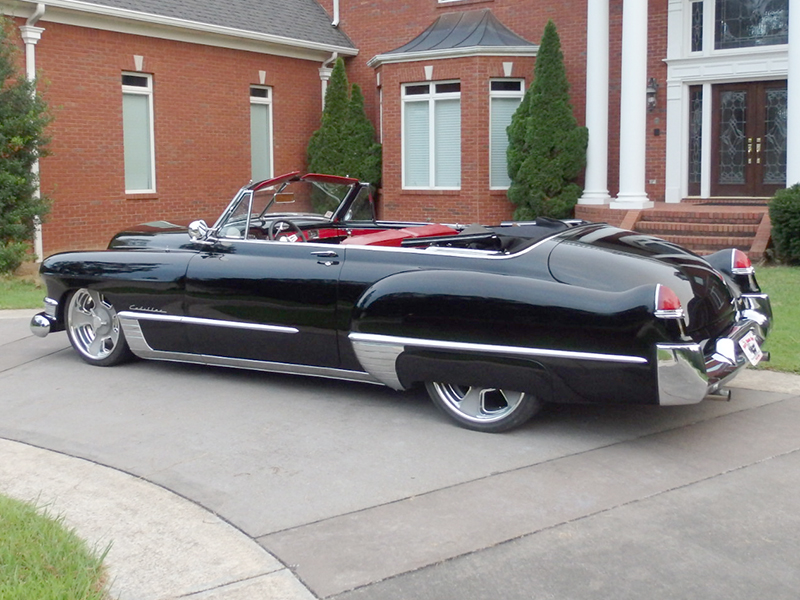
188;220;210;242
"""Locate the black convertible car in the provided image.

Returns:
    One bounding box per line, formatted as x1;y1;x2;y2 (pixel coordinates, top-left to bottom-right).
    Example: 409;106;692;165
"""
31;172;772;432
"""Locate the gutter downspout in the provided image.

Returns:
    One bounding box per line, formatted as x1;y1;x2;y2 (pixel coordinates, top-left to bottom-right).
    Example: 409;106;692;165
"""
319;52;338;110
331;0;339;27
20;3;46;262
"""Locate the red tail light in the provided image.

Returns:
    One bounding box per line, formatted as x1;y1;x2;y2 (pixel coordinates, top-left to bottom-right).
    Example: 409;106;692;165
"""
655;284;684;319
732;249;754;275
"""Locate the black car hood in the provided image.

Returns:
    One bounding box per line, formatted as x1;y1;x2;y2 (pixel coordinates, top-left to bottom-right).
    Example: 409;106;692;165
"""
548;224;735;340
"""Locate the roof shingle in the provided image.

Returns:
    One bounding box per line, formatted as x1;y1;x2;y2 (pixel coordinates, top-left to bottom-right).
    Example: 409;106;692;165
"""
66;0;354;49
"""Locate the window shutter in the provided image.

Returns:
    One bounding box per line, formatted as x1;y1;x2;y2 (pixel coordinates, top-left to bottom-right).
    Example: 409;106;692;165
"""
434;98;460;187
250;104;272;181
122;93;153;191
404;101;430;187
490;97;521;188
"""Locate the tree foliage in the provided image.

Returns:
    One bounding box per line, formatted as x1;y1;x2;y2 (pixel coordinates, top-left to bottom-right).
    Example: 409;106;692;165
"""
507;20;588;220
307;58;381;211
0;18;51;273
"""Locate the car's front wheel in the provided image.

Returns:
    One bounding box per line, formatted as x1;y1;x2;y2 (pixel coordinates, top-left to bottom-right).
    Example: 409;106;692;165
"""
66;288;132;366
425;382;542;433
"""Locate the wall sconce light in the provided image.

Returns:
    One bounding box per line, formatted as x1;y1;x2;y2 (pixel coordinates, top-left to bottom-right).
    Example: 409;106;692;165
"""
646;77;659;112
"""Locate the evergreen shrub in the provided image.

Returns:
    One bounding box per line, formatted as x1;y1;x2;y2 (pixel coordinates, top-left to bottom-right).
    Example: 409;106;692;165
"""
769;184;800;264
0;18;51;273
507;20;587;220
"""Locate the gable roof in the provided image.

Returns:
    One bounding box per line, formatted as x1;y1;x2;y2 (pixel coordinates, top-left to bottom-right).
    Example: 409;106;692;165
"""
369;9;536;66
33;0;355;52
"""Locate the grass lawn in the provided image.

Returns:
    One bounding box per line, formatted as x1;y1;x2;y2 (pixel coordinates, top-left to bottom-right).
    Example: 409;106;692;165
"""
0;274;45;310
0;494;110;599
754;266;800;374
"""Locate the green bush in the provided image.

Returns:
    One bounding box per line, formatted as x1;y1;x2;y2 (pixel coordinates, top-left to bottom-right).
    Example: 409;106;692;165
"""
769;184;800;264
0;18;52;273
507;20;587;220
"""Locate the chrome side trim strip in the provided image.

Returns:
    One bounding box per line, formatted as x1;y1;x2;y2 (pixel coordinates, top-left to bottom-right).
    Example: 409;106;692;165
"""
118;311;299;334
348;332;649;364
119;315;378;385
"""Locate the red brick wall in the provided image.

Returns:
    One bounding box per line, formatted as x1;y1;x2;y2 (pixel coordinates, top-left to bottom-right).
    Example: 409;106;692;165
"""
333;0;588;223
335;0;670;218
18;1;672;254
30;21;323;254
378;55;535;224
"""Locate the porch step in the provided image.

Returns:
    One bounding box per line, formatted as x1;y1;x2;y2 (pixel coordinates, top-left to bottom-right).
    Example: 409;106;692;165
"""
630;206;769;260
651;234;756;254
638;211;764;225
635;221;757;237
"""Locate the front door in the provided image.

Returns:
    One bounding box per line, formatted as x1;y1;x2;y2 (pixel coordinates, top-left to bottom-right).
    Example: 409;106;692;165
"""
711;80;787;197
184;240;343;368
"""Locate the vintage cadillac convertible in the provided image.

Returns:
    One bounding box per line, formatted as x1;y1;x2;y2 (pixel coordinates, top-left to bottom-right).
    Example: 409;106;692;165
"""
31;172;772;432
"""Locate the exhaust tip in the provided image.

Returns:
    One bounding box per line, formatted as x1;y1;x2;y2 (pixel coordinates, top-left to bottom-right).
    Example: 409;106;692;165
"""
705;388;732;402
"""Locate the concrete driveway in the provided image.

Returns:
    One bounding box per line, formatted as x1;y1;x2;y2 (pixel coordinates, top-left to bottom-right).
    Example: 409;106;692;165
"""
2;310;799;599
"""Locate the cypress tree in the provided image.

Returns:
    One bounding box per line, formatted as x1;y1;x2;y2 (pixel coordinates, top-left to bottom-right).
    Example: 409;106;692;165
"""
307;57;350;178
344;84;381;186
307;58;382;211
0;18;51;273
507;20;588;220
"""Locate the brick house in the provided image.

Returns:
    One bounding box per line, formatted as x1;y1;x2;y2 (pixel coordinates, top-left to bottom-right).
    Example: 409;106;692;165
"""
4;0;797;256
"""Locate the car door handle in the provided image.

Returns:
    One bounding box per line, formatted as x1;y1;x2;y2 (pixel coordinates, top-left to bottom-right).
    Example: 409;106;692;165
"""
311;250;339;258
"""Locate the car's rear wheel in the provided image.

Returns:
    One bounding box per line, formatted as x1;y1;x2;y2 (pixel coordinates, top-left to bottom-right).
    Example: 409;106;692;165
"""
66;288;132;366
425;382;542;433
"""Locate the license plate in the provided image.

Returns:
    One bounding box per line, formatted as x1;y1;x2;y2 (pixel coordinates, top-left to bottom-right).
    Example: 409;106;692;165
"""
738;332;763;366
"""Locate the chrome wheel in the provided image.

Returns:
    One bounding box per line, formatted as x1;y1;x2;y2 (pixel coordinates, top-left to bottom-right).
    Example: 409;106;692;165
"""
66;288;130;365
425;382;542;432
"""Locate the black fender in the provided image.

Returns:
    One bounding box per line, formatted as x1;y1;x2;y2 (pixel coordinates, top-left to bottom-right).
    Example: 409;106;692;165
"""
349;269;676;404
39;249;192;325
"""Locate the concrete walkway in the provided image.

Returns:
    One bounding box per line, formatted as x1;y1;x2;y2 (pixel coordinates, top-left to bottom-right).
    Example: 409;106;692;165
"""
0;438;315;600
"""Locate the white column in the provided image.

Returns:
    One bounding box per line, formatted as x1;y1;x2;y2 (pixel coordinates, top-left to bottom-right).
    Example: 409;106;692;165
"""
20;24;46;262
579;0;611;205
319;67;332;110
787;0;800;186
611;0;653;209
663;0;685;203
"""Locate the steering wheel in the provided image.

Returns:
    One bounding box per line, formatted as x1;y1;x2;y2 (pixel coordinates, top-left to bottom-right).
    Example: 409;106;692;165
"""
267;219;307;242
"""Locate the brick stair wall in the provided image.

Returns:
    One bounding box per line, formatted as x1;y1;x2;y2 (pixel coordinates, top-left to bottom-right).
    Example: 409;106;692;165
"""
575;203;771;261
634;209;765;257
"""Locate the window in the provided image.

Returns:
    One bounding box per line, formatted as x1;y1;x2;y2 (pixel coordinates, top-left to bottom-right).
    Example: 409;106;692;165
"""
121;73;155;193
691;0;704;52
489;80;524;188
250;86;273;181
715;0;788;50
402;81;461;189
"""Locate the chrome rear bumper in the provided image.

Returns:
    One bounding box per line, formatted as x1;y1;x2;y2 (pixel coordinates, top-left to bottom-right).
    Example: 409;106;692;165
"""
656;292;771;406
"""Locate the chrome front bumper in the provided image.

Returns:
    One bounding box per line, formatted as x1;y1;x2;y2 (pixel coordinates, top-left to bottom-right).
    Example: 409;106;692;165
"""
29;297;60;338
656;293;772;406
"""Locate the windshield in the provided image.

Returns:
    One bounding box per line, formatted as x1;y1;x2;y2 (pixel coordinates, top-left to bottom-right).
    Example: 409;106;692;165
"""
215;178;358;239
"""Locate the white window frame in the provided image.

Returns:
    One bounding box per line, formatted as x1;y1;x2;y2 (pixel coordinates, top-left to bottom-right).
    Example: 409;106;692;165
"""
489;79;525;190
121;72;156;194
401;80;461;190
249;85;274;182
